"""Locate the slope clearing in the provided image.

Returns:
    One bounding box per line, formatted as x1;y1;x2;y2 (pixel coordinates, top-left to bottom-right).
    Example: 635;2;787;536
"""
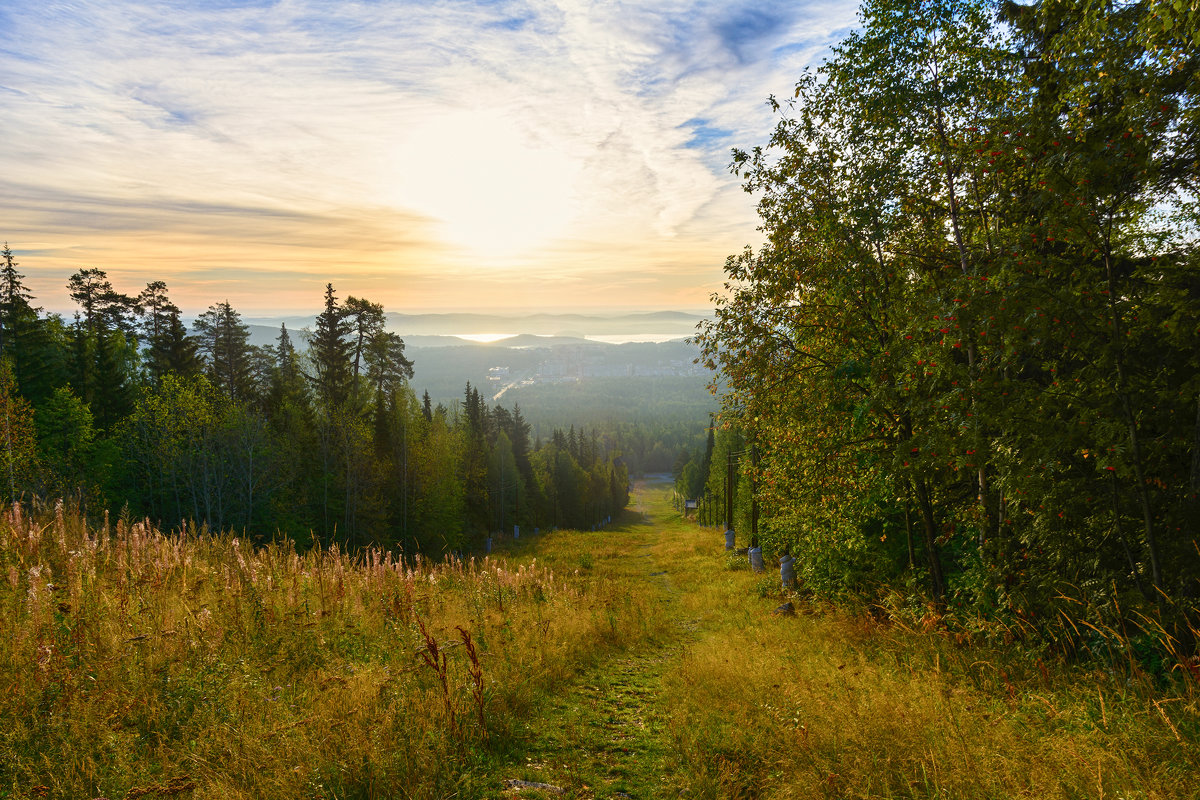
1;482;1195;799
484;480;1197;799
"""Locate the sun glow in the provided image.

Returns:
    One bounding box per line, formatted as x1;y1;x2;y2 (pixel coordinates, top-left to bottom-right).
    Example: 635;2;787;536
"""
389;110;581;260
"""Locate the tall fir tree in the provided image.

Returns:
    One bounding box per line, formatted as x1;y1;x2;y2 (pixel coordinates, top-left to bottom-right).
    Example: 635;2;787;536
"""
0;243;54;399
150;309;201;382
194;301;256;402
0;243;34;361
309;283;354;408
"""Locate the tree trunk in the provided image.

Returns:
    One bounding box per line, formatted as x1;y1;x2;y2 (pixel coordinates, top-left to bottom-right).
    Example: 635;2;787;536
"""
1105;252;1163;597
904;502;916;570
912;477;947;600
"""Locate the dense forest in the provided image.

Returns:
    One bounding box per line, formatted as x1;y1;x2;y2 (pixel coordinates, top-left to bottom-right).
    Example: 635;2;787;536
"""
688;0;1199;645
0;260;630;553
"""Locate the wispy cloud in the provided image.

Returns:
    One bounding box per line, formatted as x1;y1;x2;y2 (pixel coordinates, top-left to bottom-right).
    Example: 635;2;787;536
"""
0;0;857;313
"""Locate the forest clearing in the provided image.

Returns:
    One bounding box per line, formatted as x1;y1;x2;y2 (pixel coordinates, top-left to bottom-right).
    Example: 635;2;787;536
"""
2;479;1196;799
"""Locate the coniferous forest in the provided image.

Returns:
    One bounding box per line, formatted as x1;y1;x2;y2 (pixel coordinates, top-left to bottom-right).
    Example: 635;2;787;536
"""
0;255;629;554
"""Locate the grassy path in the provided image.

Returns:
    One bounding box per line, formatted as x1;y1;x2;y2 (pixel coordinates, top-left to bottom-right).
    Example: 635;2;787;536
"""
481;479;1198;800
483;479;705;799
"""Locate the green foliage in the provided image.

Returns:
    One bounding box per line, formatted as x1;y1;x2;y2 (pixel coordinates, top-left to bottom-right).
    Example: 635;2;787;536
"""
0;360;38;502
34;387;97;499
310;283;354;408
697;0;1200;639
193;300;257;403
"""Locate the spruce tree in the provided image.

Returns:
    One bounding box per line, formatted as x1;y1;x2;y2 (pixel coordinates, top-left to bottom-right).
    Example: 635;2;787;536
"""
91;329;136;429
139;281;199;382
309;283;353;408
267;324;308;410
0;243;34;361
0;243;53;398
67;314;96;408
161;312;201;379
194;301;255;402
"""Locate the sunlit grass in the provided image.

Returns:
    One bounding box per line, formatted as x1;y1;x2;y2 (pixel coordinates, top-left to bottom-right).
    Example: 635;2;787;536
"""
0;500;660;799
2;488;1197;799
643;489;1200;800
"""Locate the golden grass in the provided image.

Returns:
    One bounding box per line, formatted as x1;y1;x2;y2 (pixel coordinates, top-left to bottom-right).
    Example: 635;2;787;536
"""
2;488;1197;799
641;491;1200;800
0;500;664;799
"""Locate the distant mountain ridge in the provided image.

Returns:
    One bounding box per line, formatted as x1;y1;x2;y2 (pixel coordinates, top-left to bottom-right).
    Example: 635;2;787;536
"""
237;310;710;338
223;314;714;431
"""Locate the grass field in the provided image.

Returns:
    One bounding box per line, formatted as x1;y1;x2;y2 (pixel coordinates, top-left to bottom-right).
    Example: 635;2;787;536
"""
2;484;1197;799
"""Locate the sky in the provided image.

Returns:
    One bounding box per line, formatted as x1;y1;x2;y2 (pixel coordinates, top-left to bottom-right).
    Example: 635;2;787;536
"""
0;0;858;316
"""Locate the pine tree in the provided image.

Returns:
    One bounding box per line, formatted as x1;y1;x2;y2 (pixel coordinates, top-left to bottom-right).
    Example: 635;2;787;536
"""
67;269;110;338
364;330;413;401
342;296;385;381
137;281;173;342
67;268;137;338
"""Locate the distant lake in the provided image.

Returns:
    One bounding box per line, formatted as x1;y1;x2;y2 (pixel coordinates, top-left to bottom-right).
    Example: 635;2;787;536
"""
451;333;690;345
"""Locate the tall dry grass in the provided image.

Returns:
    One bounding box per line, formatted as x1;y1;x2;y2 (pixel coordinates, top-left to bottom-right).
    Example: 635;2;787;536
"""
6;486;1197;800
0;501;655;799
652;535;1200;798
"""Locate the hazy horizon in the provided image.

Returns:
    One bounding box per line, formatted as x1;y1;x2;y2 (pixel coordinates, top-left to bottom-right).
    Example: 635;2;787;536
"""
29;304;715;324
